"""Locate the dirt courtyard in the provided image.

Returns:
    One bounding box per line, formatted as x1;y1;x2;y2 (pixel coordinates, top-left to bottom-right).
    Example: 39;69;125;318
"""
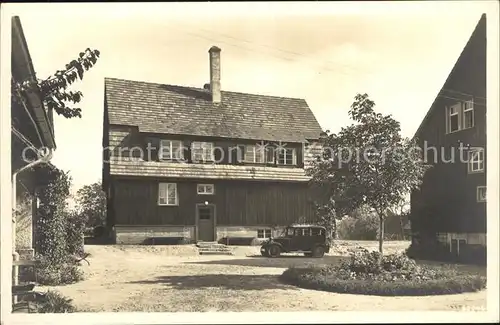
38;242;487;312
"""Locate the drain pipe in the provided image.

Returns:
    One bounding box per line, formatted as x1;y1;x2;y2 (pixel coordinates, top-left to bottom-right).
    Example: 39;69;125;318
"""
11;149;52;305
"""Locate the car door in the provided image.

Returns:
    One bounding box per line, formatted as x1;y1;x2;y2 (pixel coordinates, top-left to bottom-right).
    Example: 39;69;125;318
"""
289;228;303;251
302;228;315;251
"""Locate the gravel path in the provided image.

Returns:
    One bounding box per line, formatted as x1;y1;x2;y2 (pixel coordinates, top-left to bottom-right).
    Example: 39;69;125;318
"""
38;244;486;312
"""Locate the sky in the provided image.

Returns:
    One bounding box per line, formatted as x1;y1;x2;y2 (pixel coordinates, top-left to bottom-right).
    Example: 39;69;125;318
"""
3;2;495;195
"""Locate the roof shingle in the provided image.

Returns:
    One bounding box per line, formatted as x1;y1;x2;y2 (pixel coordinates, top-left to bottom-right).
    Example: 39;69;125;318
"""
105;77;322;142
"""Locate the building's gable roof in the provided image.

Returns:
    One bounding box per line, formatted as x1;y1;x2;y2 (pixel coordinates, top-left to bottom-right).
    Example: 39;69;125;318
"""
11;16;56;149
104;77;323;142
414;13;486;139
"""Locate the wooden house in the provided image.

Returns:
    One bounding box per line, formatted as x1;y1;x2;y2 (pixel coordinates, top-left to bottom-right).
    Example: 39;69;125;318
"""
11;16;56;258
102;46;323;244
410;14;487;262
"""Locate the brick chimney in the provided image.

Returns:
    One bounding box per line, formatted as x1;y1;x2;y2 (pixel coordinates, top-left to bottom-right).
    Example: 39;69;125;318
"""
208;46;221;103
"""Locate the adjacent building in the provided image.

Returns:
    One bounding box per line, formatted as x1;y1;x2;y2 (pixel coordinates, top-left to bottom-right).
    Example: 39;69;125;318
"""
11;16;56;258
410;14;487;262
102;46;323;244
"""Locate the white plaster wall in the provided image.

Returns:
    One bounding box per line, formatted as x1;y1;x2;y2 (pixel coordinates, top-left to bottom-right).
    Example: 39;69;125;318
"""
114;226;195;244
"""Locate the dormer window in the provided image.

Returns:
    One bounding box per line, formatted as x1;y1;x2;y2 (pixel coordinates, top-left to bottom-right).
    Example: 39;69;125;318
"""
191;141;214;162
244;144;275;163
159;140;184;161
277;147;297;166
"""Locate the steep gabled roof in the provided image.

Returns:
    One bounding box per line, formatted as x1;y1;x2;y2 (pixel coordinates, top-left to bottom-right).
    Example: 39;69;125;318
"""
104;77;323;143
414;13;486;139
11;16;56;149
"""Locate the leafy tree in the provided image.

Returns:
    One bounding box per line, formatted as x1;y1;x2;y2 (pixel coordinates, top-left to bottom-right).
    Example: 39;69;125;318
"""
309;94;430;254
384;197;411;240
337;205;379;240
308;132;365;244
12;48;100;118
34;164;84;285
75;181;106;228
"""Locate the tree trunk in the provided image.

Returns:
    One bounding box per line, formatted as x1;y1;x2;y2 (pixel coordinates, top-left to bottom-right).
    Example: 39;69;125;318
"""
331;217;337;240
399;215;405;240
378;217;384;254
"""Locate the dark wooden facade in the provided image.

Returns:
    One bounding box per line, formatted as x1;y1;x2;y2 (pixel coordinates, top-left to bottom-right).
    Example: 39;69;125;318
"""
102;47;324;243
410;14;487;259
109;177;315;227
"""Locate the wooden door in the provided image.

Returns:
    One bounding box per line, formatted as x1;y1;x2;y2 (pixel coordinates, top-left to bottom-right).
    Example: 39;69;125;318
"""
197;204;215;242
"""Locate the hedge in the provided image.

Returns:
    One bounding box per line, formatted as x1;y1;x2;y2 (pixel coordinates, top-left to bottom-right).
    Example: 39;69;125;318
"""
280;267;486;296
279;248;486;296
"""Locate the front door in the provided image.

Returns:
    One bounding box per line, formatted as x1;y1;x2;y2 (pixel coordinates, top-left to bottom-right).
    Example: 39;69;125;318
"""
197;204;215;242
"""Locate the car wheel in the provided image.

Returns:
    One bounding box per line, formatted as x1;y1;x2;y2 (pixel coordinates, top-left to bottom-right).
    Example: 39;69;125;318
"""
268;245;281;258
312;246;325;258
304;252;312;257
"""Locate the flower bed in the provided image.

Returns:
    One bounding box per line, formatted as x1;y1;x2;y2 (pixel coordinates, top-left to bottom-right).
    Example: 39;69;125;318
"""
280;248;486;296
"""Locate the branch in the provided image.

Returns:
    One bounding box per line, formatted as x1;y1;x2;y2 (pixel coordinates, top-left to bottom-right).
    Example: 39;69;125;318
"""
14;48;100;119
39;49;100;93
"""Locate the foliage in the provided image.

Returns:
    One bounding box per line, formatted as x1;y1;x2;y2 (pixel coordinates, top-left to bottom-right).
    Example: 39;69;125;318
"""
75;181;106;228
339;247;419;276
308;130;366;244
35;165;72;267
35;291;77;313
337;206;379;240
337;205;409;240
384;198;411;240
65;210;85;256
308;93;430;254
35;255;84;286
12;48;100;118
34;164;85;285
280;248;486;296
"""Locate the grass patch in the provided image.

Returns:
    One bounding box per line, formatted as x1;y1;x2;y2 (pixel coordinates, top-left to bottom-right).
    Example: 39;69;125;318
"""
280;248;486;296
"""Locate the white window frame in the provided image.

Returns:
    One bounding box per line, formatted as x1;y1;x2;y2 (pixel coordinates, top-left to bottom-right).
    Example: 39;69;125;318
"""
477;186;486;202
257;228;272;239
159;140;184;160
244;145;257;163
191;141;215;162
446;102;461;134
158;183;178;206
244;144;274;163
463;100;474;129
468;148;485;173
277;147;297;166
197;184;215;195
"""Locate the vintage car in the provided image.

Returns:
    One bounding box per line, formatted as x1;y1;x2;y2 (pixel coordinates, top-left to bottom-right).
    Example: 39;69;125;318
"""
260;224;330;258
